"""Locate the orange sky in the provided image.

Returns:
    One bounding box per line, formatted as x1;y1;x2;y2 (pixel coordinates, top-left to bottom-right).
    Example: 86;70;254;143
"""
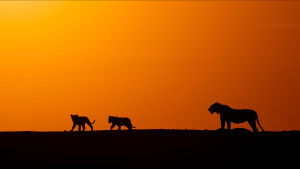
0;1;299;131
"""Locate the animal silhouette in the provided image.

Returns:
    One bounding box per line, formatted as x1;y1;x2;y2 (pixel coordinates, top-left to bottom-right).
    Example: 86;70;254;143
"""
108;116;135;130
70;114;95;131
209;102;264;132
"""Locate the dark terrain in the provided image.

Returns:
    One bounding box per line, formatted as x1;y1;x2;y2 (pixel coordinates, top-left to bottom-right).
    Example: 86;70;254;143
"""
0;129;299;168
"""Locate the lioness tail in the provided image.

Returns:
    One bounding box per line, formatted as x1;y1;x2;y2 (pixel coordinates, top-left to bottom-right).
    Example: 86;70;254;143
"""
256;117;264;132
91;120;95;124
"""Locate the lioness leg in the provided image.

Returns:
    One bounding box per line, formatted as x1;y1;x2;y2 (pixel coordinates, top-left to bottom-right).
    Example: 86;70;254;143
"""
248;120;258;132
78;125;82;131
221;119;225;129
227;122;231;130
118;125;121;130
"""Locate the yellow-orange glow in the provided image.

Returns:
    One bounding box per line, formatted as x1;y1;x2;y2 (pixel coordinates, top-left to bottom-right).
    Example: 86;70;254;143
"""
0;1;299;131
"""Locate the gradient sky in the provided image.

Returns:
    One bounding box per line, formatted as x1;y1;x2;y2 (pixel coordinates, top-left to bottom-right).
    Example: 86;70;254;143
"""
0;1;299;131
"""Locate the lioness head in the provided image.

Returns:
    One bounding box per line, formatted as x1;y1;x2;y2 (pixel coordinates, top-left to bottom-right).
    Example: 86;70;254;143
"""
208;102;221;114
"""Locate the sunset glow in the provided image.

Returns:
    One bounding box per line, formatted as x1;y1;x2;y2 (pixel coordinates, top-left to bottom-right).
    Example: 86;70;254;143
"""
0;1;299;131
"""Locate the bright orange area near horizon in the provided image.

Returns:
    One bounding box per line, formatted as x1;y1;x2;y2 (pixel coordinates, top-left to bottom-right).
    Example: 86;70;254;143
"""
0;1;299;131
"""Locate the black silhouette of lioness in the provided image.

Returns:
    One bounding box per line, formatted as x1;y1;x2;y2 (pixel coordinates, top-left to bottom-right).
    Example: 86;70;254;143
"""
209;102;264;132
108;116;135;130
70;114;95;132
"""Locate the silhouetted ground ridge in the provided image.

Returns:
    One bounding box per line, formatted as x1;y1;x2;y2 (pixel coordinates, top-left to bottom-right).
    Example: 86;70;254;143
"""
0;129;299;169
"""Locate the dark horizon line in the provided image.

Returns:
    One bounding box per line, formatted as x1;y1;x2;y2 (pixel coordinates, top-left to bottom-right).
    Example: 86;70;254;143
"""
0;129;200;132
0;129;294;133
1;0;299;1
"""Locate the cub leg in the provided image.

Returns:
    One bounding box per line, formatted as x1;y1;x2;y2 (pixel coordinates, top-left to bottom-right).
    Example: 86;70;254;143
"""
126;125;132;130
118;125;121;130
82;124;86;131
70;124;76;131
87;123;93;131
110;124;115;130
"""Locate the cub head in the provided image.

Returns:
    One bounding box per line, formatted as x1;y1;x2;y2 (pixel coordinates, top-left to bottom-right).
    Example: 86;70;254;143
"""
208;102;221;114
108;116;112;123
70;114;79;120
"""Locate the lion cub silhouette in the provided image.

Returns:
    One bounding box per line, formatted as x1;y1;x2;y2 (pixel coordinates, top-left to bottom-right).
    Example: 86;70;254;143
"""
108;116;135;130
70;114;95;132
